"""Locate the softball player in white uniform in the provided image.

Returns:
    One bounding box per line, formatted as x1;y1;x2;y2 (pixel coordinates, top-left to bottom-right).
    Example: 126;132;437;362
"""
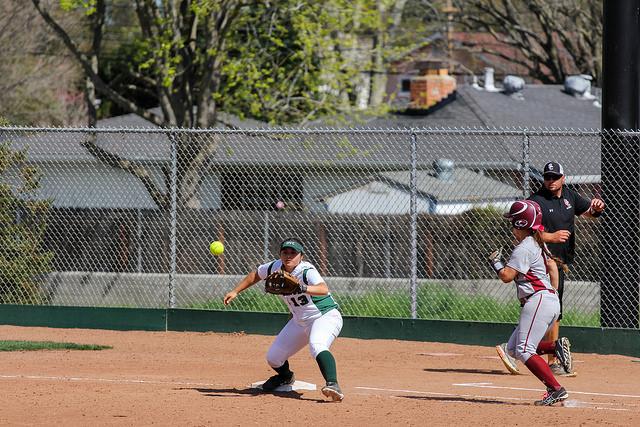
223;238;344;402
490;200;572;406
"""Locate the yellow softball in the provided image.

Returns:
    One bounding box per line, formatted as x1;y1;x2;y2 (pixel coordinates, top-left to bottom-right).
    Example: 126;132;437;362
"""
209;241;224;256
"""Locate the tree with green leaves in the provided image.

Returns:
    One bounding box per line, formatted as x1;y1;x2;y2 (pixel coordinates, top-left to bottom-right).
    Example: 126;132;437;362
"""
96;1;352;124
33;1;438;126
0;119;53;304
30;1;435;208
31;0;252;209
215;1;346;123
33;0;249;129
31;1;356;209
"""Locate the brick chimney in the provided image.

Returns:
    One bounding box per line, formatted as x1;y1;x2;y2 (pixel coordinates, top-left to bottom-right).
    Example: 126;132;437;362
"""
409;60;457;109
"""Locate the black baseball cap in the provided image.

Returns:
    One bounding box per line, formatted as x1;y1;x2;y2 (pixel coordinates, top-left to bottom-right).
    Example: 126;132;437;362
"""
280;238;304;253
543;161;564;177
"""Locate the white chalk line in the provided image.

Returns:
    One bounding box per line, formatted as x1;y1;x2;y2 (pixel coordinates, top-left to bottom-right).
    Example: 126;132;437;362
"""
357;386;528;401
423;353;585;364
417;352;463;357
355;386;634;411
454;382;640;399
0;374;219;387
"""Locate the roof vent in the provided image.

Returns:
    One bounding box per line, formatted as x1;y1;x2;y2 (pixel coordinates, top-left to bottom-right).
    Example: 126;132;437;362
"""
483;68;500;92
434;158;454;181
471;75;482;90
564;75;596;100
368;181;389;194
503;75;525;94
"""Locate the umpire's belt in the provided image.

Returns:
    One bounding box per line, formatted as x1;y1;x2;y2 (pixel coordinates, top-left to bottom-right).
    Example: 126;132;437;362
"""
519;289;556;306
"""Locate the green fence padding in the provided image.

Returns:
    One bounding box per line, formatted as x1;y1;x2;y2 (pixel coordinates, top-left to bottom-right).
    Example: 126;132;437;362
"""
0;305;166;331
341;317;516;345
167;308;288;334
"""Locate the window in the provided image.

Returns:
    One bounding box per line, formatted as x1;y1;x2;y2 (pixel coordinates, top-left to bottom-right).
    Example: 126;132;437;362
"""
401;78;411;92
221;169;303;210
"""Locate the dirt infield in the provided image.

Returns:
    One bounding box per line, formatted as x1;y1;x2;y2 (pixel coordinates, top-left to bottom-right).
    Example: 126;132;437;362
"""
1;325;639;426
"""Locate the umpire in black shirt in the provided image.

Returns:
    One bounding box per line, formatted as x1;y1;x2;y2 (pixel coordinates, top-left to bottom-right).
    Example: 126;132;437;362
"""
528;161;605;375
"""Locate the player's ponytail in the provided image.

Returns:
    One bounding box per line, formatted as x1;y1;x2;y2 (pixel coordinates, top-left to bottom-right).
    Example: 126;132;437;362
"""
533;231;569;273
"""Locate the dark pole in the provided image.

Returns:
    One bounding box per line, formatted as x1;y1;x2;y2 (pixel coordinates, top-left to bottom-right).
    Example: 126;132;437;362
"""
601;0;640;328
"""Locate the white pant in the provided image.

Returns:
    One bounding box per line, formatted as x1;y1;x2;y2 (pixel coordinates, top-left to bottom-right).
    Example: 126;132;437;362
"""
507;291;560;363
266;308;343;368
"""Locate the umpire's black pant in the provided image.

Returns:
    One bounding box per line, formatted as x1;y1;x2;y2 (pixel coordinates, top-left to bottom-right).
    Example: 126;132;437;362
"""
557;269;566;321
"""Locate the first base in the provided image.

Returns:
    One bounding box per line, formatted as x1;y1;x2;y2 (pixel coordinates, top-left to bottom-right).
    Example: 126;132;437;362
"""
251;380;316;392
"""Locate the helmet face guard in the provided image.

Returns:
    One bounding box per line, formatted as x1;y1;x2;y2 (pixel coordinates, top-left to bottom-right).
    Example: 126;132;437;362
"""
504;200;544;231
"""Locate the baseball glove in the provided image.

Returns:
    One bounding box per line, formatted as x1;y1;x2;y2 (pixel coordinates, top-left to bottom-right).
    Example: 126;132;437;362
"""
264;270;307;295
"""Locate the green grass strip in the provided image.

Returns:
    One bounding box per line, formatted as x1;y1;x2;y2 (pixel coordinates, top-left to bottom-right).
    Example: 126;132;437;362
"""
189;283;599;327
0;340;111;352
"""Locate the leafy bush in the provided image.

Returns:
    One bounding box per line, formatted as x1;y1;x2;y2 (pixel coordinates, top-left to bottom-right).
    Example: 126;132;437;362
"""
0;128;53;304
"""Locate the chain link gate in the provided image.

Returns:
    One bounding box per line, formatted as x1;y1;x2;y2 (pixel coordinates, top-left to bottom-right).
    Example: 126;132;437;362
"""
0;127;637;329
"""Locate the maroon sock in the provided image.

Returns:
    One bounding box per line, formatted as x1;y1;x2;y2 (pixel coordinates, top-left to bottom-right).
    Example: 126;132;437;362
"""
536;341;556;355
525;355;562;390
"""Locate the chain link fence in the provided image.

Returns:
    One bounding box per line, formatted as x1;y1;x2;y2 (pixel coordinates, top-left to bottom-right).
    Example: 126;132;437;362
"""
1;127;638;329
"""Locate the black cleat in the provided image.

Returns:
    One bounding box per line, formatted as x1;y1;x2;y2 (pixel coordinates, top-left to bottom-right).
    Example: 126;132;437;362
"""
261;371;295;391
534;387;568;406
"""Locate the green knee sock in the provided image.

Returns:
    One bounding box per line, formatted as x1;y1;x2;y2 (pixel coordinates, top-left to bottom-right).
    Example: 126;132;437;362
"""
315;350;337;383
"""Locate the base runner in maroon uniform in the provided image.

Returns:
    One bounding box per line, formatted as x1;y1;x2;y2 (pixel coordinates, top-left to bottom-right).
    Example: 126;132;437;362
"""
490;200;573;406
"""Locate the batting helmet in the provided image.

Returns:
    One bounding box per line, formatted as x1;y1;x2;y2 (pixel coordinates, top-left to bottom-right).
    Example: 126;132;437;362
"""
525;199;543;217
504;200;544;231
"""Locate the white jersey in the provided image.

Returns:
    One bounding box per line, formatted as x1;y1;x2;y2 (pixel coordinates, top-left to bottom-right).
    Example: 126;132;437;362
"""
506;236;554;299
257;260;339;326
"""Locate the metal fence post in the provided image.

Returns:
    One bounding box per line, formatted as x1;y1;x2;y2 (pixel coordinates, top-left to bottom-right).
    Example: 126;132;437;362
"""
168;131;178;309
384;216;391;278
522;130;531;198
263;211;271;262
136;208;143;273
409;130;418;319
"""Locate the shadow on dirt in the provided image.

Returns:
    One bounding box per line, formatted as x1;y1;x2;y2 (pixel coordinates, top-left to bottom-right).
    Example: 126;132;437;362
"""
423;368;513;375
182;387;327;402
398;395;527;406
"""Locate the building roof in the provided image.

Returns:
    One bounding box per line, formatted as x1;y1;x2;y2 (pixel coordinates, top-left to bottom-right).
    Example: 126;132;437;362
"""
6;84;601;178
321;168;519;215
380;168;521;202
322;181;432;215
362;84;601;176
367;84;600;129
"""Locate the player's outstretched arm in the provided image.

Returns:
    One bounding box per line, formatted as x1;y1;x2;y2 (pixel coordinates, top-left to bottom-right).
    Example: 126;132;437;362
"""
223;271;261;305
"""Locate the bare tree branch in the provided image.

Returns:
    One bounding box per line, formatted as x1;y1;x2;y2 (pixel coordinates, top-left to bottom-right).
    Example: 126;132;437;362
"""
81;134;168;209
30;0;164;127
453;0;602;84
